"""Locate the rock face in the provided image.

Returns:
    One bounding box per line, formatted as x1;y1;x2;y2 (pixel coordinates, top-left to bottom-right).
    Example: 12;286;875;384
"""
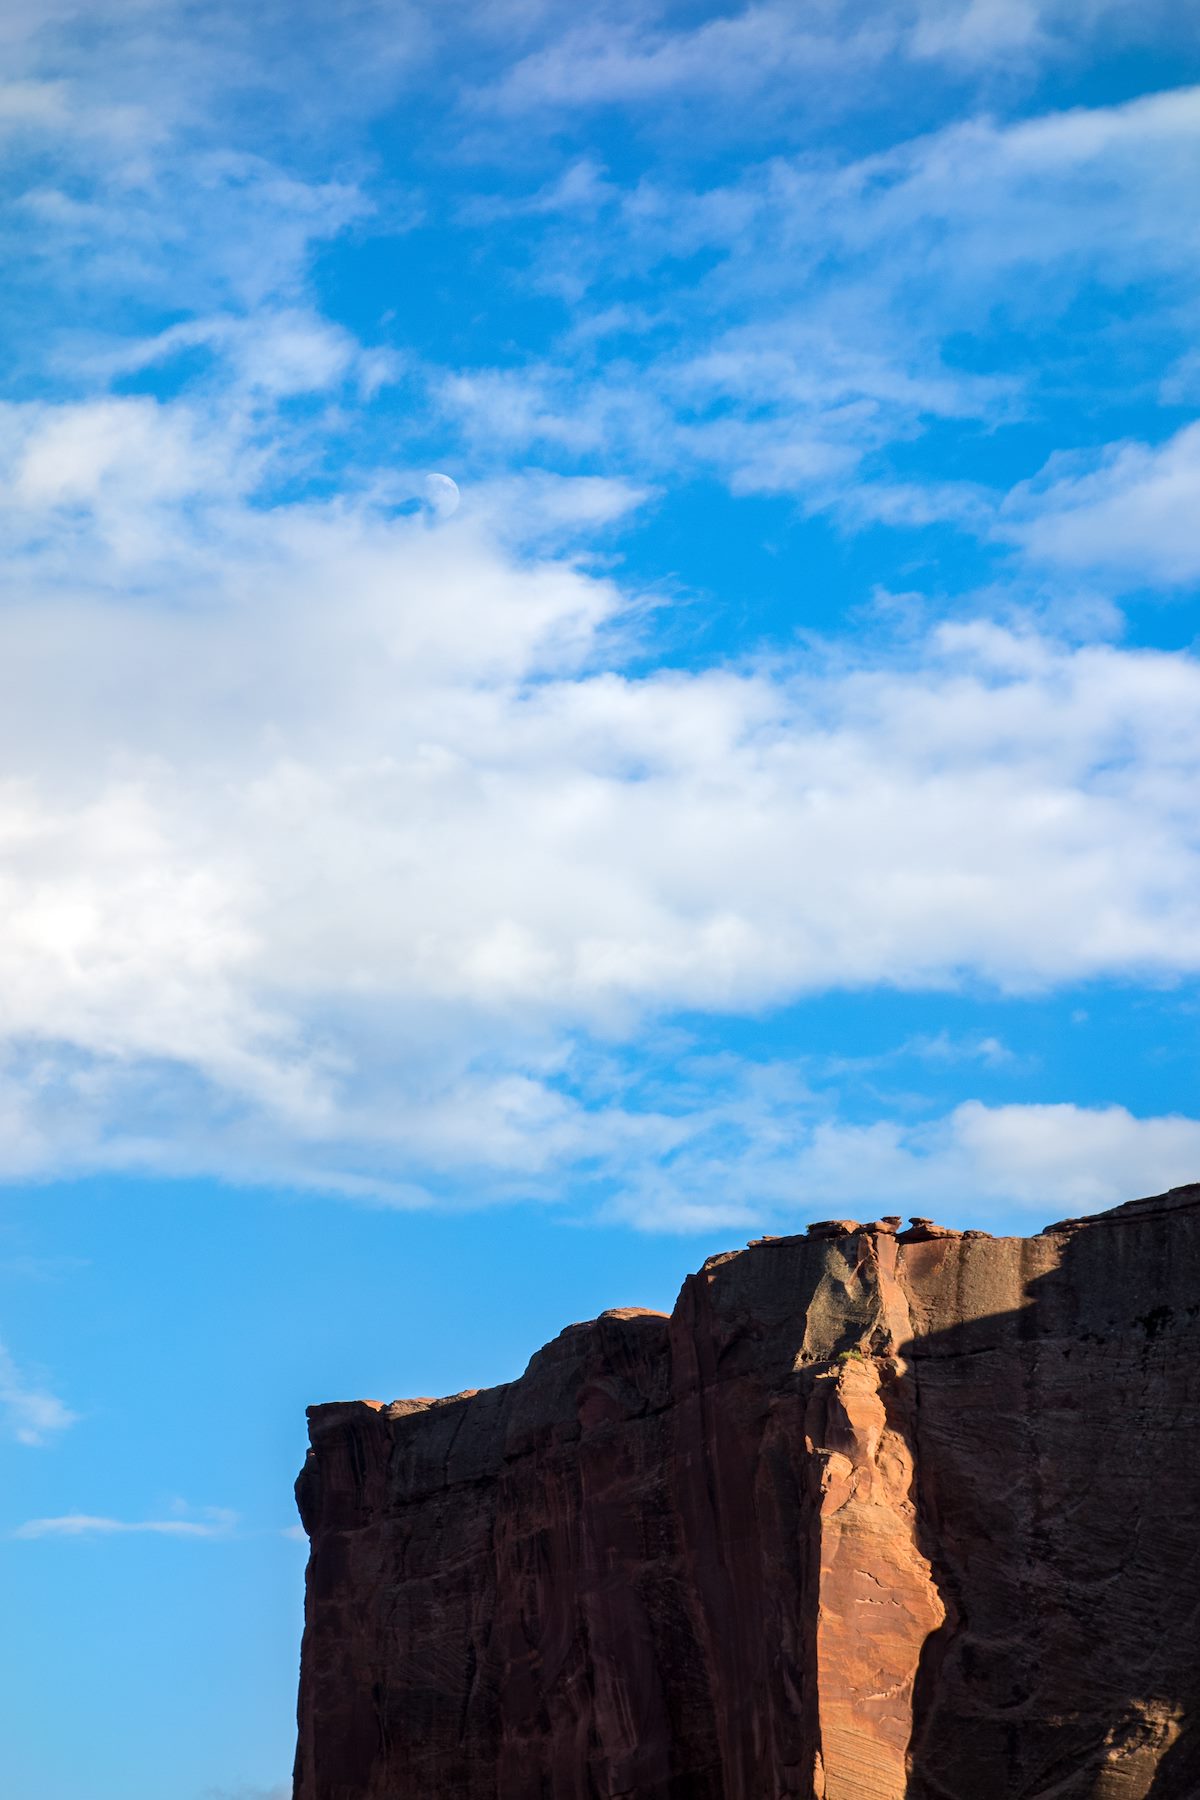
293;1185;1200;1800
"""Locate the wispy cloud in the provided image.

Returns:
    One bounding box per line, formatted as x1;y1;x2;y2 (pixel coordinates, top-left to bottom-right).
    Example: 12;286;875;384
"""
86;307;380;400
202;1784;289;1800
479;0;1180;116
482;7;895;114
15;1506;237;1540
435;82;1200;520
0;1339;77;1446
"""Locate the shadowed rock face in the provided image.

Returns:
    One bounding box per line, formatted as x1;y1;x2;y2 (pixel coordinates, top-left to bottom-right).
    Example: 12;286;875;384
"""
292;1186;1200;1800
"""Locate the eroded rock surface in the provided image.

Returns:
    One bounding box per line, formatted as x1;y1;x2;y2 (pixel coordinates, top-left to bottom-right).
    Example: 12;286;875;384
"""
293;1185;1200;1800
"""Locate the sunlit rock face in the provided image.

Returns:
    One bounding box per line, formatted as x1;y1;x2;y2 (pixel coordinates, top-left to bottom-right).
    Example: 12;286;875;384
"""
292;1186;1200;1800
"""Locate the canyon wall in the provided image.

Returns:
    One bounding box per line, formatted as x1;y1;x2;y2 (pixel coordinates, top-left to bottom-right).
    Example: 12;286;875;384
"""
293;1186;1200;1800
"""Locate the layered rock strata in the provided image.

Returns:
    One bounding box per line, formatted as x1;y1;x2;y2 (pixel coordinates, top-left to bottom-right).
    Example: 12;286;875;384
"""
293;1185;1200;1800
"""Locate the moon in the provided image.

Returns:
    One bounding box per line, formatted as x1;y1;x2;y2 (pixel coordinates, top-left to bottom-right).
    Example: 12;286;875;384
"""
424;472;460;517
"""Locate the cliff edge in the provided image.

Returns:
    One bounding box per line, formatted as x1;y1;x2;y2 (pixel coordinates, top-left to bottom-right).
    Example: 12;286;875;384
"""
293;1185;1200;1800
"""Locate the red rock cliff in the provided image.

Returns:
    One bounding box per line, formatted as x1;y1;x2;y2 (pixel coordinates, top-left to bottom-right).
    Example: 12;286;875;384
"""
293;1186;1200;1800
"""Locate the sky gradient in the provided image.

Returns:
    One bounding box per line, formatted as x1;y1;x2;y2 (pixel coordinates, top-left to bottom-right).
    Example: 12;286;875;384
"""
3;3;1200;1795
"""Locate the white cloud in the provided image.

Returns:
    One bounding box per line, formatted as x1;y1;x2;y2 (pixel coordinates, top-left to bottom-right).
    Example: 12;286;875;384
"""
0;387;1196;1205
0;1339;77;1445
465;469;651;540
908;0;1046;61
14;1506;237;1540
1005;420;1200;584
849;85;1200;299
0;13;1198;1221
437;365;620;455
0;396;235;516
0;73;152;151
604;1095;1200;1231
0;79;72;130
943;1101;1200;1207
907;0;1182;65
0;0;428;158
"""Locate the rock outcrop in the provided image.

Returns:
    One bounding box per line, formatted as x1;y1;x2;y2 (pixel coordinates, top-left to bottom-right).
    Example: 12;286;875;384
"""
293;1185;1200;1800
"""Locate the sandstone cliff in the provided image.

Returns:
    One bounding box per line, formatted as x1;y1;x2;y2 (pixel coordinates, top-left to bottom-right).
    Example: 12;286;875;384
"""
293;1185;1200;1800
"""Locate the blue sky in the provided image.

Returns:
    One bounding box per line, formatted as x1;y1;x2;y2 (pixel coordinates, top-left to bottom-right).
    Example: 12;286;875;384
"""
3;2;1200;1794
